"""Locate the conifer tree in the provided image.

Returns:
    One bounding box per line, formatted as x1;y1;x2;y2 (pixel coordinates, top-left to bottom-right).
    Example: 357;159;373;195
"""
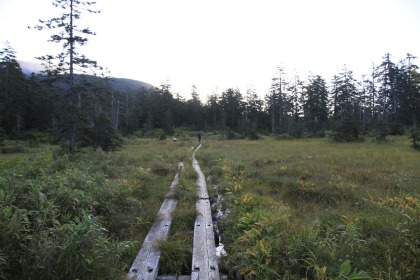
32;0;100;153
205;94;221;129
245;86;263;134
400;54;420;147
265;83;277;133
287;72;304;137
303;75;328;136
362;64;379;130
331;66;360;141
0;42;29;137
187;85;203;130
219;88;244;134
376;53;397;138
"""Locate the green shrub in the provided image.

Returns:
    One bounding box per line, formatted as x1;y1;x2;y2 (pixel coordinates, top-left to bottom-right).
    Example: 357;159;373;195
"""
332;113;361;142
227;130;237;140
151;160;171;176
150;128;164;138
1;140;28;154
159;134;167;140
0;128;7;142
0;150;147;279
275;133;293;140
133;130;145;138
247;130;260;140
389;123;405;135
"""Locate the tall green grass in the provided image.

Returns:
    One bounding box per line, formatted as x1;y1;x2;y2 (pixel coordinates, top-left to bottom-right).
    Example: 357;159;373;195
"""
0;137;194;279
199;136;419;279
158;149;198;275
1;135;418;279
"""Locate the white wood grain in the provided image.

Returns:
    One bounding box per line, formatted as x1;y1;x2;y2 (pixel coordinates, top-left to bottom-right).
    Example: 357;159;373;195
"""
191;145;220;280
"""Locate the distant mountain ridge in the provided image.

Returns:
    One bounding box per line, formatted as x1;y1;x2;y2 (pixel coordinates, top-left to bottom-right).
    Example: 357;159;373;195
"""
19;60;44;75
108;77;153;92
18;60;153;92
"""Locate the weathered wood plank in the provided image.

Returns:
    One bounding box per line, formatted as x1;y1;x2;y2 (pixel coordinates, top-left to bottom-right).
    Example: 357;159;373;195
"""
191;145;220;280
156;275;228;280
127;163;184;280
192;145;209;199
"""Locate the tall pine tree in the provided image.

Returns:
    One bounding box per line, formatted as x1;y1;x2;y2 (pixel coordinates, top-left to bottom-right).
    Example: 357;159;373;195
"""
0;42;29;137
32;0;100;153
303;75;328;136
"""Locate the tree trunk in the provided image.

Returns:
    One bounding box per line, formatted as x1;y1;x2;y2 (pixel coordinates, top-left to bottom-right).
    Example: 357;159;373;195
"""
111;93;114;121
271;95;275;133
4;67;10;124
125;91;129;129
413;117;417;147
245;109;249;134
17;112;21;137
148;111;152;134
372;75;375;118
68;0;75;154
115;99;120;131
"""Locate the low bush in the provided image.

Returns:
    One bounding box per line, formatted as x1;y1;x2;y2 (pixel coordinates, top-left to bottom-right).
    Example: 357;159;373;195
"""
1;140;28;154
274;133;293;140
389;122;405;135
247;130;260;140
0;149;155;279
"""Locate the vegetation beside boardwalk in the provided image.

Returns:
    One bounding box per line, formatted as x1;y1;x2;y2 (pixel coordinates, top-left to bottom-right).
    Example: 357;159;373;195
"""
1;0;419;278
0;133;419;279
0;137;194;279
199;136;419;279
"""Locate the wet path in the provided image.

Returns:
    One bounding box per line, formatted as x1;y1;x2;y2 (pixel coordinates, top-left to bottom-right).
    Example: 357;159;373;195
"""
191;144;220;279
128;144;222;279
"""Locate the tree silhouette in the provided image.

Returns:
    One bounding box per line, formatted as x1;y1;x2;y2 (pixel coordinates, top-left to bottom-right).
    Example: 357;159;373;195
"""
0;42;29;137
31;0;100;153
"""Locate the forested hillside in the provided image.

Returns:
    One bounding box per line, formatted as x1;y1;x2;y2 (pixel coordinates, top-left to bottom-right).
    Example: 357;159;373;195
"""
0;0;419;153
0;1;419;279
1;44;419;151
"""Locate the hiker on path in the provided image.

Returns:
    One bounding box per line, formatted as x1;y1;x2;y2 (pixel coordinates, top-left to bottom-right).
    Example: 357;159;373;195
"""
198;133;201;143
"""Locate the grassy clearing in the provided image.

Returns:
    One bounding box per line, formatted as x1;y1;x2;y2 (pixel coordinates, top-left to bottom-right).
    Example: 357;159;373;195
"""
0;137;197;279
199;136;419;279
1;134;418;279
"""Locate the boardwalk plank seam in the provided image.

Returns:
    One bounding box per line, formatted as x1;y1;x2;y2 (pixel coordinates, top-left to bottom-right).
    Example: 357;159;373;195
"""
127;162;184;280
192;144;220;280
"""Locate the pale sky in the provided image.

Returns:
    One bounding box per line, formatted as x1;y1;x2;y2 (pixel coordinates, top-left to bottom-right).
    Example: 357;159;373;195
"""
1;0;419;99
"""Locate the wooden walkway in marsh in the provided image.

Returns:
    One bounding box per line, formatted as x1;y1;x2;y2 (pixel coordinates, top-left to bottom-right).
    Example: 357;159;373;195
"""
127;145;220;280
191;144;219;279
128;162;184;280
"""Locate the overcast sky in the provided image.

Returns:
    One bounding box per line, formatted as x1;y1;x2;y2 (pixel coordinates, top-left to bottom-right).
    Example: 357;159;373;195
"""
1;0;419;99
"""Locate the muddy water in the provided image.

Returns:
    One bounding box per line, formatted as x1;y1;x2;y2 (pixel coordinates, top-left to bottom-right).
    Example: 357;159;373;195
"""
208;176;229;258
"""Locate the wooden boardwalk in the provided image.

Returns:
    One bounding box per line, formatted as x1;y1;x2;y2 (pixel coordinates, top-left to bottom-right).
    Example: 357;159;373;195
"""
127;144;220;279
127;162;184;280
191;144;220;280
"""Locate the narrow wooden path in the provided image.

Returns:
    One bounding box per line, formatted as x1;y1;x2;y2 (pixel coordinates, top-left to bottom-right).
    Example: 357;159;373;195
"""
127;144;220;279
191;144;220;280
127;162;184;280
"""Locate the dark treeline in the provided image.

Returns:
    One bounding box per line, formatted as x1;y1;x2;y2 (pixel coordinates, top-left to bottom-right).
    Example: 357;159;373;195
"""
2;0;418;152
1;44;419;151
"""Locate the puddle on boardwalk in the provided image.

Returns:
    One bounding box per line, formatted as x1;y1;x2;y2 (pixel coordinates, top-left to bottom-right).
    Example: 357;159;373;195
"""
208;176;229;258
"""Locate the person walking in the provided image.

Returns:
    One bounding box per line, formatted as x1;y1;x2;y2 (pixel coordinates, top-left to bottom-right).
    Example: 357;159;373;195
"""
198;133;201;143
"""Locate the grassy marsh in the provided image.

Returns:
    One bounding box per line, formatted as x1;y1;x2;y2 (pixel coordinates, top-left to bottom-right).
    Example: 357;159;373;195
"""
1;135;418;279
0;137;196;279
199;136;419;279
